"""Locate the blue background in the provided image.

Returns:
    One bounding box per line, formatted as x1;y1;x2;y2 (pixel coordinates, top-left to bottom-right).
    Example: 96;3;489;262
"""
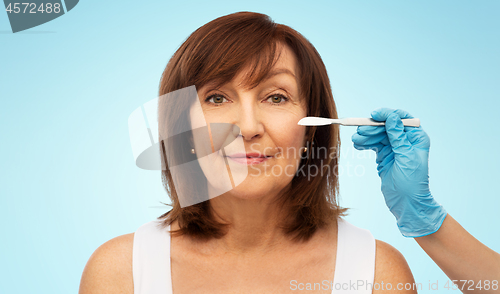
1;1;499;293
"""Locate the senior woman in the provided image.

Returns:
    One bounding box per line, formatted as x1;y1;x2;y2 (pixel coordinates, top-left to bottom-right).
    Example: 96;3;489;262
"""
79;12;416;294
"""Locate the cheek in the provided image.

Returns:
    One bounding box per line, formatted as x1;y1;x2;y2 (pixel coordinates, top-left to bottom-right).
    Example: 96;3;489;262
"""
284;125;306;148
274;107;306;140
189;103;207;129
267;112;307;155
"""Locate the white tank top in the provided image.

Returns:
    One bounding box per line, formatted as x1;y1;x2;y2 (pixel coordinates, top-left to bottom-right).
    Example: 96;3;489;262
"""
133;217;375;294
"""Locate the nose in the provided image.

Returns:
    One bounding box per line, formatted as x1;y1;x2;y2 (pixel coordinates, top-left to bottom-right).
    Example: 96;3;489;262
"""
235;100;264;141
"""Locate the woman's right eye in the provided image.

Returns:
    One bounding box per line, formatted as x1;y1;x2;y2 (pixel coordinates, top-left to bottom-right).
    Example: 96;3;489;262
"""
205;94;228;106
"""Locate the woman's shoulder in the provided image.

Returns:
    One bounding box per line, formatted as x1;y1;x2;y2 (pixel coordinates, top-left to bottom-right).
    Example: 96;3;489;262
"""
373;239;417;293
79;233;135;294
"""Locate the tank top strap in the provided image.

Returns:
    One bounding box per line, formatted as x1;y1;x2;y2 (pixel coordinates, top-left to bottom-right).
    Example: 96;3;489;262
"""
331;218;376;294
133;220;172;294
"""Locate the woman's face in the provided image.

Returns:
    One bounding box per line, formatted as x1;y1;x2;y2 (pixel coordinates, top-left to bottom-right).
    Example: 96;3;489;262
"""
189;44;307;201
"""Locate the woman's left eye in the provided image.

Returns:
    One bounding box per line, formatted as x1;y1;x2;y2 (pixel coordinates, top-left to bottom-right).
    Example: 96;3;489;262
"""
266;94;289;105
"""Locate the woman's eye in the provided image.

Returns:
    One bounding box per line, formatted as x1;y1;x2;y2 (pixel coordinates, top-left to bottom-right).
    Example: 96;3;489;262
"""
266;94;288;105
205;94;228;106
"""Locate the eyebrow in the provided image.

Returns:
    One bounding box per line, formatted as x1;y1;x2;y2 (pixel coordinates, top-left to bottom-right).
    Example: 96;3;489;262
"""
266;68;296;79
203;67;297;93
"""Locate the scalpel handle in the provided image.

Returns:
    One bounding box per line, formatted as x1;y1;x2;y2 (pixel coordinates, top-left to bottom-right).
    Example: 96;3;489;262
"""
339;118;420;127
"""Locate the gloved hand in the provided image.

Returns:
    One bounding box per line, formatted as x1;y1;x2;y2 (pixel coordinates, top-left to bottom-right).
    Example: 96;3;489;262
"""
351;108;447;237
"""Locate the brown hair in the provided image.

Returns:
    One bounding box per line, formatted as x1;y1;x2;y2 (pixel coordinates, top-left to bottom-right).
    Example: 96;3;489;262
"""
157;11;347;242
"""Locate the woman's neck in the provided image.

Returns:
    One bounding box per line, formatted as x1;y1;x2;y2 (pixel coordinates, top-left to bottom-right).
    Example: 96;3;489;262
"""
207;194;291;255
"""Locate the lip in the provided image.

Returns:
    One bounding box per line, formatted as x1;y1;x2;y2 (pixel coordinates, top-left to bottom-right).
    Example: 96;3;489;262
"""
226;156;270;165
227;153;269;158
225;153;273;165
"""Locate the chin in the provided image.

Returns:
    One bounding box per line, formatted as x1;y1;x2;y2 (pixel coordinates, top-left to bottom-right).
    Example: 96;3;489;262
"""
229;186;267;199
215;183;269;200
228;180;283;201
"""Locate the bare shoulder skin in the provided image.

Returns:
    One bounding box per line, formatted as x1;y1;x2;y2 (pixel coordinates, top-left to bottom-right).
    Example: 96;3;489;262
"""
373;240;418;293
78;233;135;294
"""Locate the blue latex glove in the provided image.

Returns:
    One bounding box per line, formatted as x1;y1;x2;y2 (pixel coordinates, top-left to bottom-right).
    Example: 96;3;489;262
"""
351;108;447;237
